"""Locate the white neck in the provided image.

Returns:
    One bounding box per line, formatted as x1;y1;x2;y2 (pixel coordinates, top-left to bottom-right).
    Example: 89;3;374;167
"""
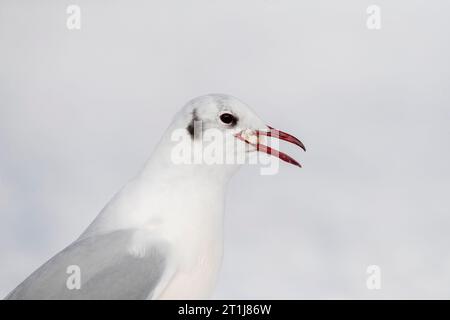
82;126;240;239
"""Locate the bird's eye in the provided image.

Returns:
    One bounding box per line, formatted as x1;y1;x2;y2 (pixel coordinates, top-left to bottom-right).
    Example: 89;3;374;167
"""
219;113;236;125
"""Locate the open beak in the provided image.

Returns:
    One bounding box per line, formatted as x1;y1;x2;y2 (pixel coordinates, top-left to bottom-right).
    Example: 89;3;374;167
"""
235;126;306;167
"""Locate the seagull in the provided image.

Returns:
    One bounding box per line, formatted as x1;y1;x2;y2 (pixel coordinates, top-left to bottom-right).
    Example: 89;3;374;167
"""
5;94;305;300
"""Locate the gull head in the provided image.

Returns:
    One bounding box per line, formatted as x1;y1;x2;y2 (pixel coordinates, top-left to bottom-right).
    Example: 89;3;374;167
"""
166;94;305;170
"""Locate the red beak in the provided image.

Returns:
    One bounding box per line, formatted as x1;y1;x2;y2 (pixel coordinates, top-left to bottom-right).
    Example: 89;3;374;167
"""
235;126;306;167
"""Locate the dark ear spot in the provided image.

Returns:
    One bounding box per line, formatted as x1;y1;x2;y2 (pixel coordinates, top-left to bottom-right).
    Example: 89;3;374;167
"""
187;109;200;139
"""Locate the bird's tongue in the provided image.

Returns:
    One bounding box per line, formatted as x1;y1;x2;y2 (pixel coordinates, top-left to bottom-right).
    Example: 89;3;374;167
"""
235;126;306;167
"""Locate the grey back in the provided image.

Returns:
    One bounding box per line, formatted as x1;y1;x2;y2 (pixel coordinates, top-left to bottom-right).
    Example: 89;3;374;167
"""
6;230;168;300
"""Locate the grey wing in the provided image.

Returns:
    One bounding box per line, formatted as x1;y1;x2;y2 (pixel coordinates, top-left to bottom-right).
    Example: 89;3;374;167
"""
5;230;169;300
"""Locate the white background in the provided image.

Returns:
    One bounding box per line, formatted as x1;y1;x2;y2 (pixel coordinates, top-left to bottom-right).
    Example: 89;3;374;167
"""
1;0;450;298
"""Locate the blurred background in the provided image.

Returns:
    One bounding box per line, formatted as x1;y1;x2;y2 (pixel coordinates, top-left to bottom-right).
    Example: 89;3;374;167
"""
1;0;450;299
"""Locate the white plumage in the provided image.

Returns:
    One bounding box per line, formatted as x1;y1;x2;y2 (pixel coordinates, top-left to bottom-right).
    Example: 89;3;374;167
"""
6;94;304;300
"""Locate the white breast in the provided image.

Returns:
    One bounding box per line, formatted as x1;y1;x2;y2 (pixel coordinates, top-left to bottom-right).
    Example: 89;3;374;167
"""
157;198;224;299
85;161;230;299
